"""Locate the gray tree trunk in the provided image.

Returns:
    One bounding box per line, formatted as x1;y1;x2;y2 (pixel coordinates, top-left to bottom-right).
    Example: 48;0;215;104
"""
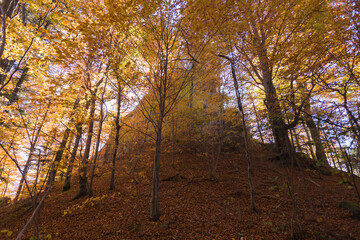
150;119;163;221
304;100;329;168
110;88;121;190
250;21;292;163
62;123;83;192
78;94;97;197
89;83;107;196
219;54;258;212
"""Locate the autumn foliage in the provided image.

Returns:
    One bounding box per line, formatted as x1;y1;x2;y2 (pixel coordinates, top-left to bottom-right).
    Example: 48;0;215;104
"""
0;0;360;239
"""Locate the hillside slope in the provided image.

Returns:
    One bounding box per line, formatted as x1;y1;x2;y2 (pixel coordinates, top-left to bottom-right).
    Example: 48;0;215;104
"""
1;148;360;240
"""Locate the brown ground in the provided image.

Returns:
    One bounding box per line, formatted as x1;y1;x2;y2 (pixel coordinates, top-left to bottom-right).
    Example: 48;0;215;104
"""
1;147;360;240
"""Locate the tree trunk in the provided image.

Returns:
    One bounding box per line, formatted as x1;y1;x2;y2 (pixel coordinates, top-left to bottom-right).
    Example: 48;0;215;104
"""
220;54;258;212
89;84;106;196
110;87;121;190
304;101;329;168
49;98;80;184
14;146;35;202
263;77;292;163
250;21;292;163
293;128;303;153
14;101;51;202
335;133;360;200
150;119;163;221
252;101;264;144
321;129;338;168
62;123;83;192
77;94;97;198
302;123;316;159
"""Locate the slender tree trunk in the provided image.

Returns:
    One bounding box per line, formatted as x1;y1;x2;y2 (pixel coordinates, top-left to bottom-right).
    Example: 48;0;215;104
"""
304;101;329;168
220;54;258;212
321;129;337;167
150;55;167;220
0;4;6;61
303;123;317;162
14;146;35;202
189;79;194;108
151;119;163;220
6;67;28;104
77;94;97;198
335;132;360;200
48;129;71;183
344;96;360;144
293;128;302;153
16;161;55;240
61;131;75;180
89;84;106;196
63;123;83;192
14;101;51;202
252;101;264;144
49;98;80;184
332;141;343;170
1;178;8;197
110;87;121;190
32;150;41;240
289;122;318;221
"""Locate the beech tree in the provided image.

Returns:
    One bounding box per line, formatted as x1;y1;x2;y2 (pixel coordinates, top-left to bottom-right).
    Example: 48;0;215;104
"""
128;0;201;220
217;0;333;163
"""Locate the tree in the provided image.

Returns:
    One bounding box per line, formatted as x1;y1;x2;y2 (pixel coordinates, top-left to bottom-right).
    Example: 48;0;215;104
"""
77;65;105;198
217;0;333;163
129;0;200;220
218;50;258;212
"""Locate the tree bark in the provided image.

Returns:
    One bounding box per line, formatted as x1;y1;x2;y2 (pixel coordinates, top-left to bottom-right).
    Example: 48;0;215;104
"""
89;83;106;196
150;119;163;220
303;123;317;162
110;87;121;190
304;101;329;168
250;21;292;163
150;50;167;220
62;123;83;192
252;100;264;144
219;54;258;212
49;98;80;184
77;94;97;197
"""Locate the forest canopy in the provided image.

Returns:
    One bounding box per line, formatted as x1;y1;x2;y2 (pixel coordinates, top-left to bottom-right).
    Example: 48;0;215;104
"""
0;0;359;239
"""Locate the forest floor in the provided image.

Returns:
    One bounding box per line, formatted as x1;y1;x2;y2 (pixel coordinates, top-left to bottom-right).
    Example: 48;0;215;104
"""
1;146;360;240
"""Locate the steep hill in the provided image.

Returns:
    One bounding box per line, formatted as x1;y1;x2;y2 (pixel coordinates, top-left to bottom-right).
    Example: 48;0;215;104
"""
1;146;360;240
